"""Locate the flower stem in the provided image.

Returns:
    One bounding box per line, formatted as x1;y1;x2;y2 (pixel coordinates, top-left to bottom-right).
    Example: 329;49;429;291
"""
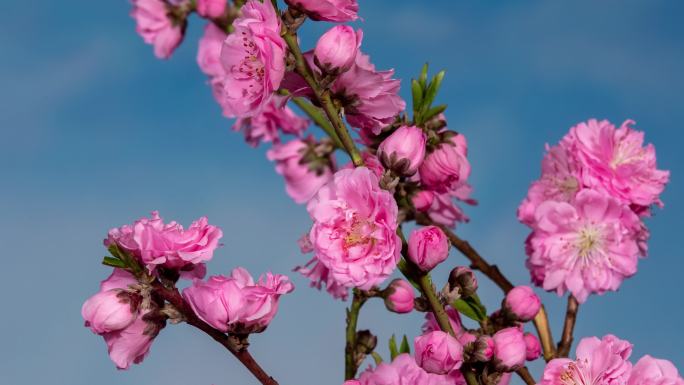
516;367;537;385
281;24;364;167
152;281;279;385
557;295;579;357
417;273;455;336
288;94;344;149
416;213;557;360
345;289;367;380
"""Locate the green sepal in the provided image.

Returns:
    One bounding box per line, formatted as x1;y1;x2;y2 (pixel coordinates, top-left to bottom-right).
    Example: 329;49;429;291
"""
102;256;127;268
389;334;399;360
399;335;411;355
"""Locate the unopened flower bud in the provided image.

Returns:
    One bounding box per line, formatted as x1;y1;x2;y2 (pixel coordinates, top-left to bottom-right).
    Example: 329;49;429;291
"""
414;330;464;375
523;332;541;361
474;335;495;362
503;286;541;322
196;0;227;18
378;125;427;176
408;226;450;272
82;290;139;334
383;279;415;314
492;327;526;371
412;190;435;212
314;25;361;74
355;330;377;354
446;266;478;299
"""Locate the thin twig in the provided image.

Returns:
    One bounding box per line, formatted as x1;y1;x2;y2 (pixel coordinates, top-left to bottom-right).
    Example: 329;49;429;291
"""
516;367;537;385
152;282;279;385
557;295;580;357
281;19;364;167
345;289;368;380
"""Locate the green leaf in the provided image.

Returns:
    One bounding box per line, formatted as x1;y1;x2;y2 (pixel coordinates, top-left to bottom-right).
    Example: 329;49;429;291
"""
423;104;447;122
419;63;429;89
421;70;446;114
399;335;411;355
411;79;424;113
453;296;488;322
102;256;127;268
371;351;383;365
389;335;399;360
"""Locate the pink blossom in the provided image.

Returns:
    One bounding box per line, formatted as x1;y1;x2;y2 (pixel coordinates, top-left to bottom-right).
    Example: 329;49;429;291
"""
131;0;184;59
356;353;466;385
503;285;541;322
540;334;633;385
267;139;333;204
233;95;309;147
518;143;582;226
307;167;401;290
105;211;223;276
408;226;450;272
82;269;138;335
183;268;294;334
523;333;541;361
83;269;163;369
413;190;435;212
285;0;359;22
103;312;161;370
384;279;414;313
525;189;642;303
294;256;349;300
419;134;471;193
628;355;684;385
197;23;227;78
414;331;464;375
564;119;669;209
492;327;526;371
197;0;227;18
218;0;286;117
425;191;472;228
378;125;427;176
333;52;405;135
314;26;362;74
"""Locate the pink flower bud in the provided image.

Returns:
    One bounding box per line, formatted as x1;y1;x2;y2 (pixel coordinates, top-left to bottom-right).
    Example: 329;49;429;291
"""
414;331;464;375
412;190;435;212
477;335;495;362
492;327;526;371
523;332;541;361
447;266;478;298
82;290;138;334
197;0;227;18
314;25;361;74
504;286;541;322
383;279;415;313
408;226;450;272
419;133;471;193
378;125;427;176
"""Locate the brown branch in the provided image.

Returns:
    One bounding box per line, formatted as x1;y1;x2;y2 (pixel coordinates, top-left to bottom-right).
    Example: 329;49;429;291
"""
556;295;580;357
416;213;557;360
152;282;279;385
516;367;537;385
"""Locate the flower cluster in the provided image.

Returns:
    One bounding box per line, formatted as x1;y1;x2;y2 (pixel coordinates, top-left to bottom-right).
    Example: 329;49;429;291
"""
83;212;293;369
345;353;466;385
540;334;683;385
519;119;669;303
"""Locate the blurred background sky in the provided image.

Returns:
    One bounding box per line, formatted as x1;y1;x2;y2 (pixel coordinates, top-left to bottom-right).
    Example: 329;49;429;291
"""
1;0;683;384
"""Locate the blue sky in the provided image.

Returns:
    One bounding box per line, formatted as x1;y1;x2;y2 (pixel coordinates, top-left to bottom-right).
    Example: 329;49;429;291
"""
1;1;682;384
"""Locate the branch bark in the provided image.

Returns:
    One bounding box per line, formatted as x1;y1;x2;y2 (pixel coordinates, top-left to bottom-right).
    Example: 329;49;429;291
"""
345;289;368;380
281;20;364;167
556;295;580;357
152;282;279;385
